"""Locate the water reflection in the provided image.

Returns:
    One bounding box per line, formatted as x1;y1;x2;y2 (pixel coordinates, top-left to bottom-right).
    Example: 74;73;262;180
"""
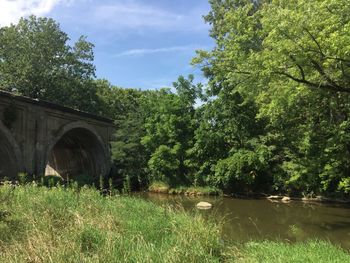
134;192;350;249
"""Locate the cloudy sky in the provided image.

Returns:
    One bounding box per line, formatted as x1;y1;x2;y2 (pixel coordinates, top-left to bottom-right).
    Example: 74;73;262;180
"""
0;0;213;89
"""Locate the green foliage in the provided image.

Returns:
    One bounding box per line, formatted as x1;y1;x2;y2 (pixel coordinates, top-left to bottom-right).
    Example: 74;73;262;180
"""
213;148;269;191
103;83;149;190
141;75;202;187
0;16;103;113
0;184;223;262
191;0;350;196
3;7;350;197
189;88;267;190
148;145;180;185
122;175;131;194
148;182;222;196
148;181;170;193
40;175;63;187
69;173;96;187
17;173;28;185
184;186;223;196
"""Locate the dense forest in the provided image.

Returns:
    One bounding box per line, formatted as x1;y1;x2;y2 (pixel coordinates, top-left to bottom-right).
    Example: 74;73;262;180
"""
1;0;350;197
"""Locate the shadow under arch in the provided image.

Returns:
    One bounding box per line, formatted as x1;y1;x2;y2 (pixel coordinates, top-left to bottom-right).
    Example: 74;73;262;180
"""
0;121;23;179
44;121;110;182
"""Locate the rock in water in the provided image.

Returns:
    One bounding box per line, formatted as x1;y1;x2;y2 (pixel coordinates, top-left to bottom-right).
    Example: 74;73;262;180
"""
196;201;212;209
282;196;291;202
267;195;283;200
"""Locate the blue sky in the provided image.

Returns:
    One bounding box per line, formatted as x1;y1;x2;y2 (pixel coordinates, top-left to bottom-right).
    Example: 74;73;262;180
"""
0;0;213;89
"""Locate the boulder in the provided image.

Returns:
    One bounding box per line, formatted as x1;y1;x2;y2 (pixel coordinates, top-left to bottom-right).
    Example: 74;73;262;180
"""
196;201;212;209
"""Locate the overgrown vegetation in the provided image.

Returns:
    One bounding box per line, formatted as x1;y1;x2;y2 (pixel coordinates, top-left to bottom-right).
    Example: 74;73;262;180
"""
0;184;348;262
2;0;350;197
0;183;222;262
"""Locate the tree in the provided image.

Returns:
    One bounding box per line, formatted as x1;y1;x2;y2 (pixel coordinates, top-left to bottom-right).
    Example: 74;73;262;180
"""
196;0;350;94
141;75;202;186
0;16;99;112
188;83;271;191
193;0;350;196
258;0;350;94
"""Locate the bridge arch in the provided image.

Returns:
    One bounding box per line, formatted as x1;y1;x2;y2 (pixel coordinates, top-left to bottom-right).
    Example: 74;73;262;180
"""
0;122;23;179
44;121;110;181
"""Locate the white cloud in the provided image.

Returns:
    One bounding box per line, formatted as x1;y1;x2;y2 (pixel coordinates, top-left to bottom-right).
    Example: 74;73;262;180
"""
94;3;181;29
114;46;195;57
91;1;209;32
0;0;71;26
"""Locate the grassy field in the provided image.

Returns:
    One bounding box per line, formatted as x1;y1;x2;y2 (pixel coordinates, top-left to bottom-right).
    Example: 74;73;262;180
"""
0;183;349;262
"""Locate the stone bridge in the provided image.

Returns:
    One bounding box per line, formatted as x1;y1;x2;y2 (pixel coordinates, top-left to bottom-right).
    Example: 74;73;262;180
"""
0;90;114;180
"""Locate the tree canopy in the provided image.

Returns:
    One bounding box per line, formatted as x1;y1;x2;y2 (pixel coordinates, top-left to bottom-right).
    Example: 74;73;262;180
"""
192;0;350;195
2;1;350;197
0;16;100;112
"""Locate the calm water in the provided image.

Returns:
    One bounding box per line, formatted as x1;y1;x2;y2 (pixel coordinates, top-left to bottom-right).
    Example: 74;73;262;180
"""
135;192;350;249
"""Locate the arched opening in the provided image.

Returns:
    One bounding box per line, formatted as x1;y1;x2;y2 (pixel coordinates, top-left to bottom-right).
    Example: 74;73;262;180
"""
45;127;108;182
0;128;20;179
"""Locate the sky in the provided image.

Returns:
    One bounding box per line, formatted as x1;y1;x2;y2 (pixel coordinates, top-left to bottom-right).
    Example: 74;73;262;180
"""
0;0;214;89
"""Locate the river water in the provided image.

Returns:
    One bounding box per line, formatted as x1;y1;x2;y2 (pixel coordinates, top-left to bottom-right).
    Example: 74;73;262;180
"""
135;192;350;249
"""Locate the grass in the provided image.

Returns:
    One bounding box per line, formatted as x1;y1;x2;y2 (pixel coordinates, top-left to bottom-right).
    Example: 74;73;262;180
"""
149;181;223;196
224;240;350;263
0;182;222;262
0;182;349;262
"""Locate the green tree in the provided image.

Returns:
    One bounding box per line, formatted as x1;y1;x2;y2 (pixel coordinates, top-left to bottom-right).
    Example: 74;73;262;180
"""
94;79;150;189
193;0;350;196
0;16;100;112
188;84;271;191
141;75;202;186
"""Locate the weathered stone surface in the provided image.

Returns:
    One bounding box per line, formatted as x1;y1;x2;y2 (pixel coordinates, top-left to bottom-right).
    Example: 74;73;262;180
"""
0;90;114;179
196;201;212;209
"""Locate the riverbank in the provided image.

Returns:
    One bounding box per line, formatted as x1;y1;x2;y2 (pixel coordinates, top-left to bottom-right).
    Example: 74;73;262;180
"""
148;181;223;196
148;182;350;205
265;195;350;205
0;183;349;262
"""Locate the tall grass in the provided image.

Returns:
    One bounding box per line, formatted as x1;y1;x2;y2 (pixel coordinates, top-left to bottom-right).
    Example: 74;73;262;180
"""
0;182;349;262
0;182;222;262
224;240;350;263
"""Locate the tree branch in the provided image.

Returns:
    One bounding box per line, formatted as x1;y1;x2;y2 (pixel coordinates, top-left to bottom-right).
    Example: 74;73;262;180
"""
289;55;306;80
303;28;325;58
274;71;350;93
310;59;344;89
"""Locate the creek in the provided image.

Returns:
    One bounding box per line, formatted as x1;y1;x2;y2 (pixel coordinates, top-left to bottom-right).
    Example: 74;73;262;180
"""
134;192;350;249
